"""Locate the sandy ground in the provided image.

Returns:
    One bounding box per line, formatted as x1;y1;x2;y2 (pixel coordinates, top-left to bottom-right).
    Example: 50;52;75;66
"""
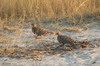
0;21;100;66
0;48;100;66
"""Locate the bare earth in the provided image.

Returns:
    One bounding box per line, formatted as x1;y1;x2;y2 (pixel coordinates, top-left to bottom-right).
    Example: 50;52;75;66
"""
0;20;100;66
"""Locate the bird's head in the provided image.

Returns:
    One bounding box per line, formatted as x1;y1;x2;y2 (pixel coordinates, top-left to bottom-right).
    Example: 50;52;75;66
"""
31;24;36;27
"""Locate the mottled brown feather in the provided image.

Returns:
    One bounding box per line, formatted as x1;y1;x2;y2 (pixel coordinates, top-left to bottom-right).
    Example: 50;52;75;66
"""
56;32;90;49
56;32;76;48
32;24;53;36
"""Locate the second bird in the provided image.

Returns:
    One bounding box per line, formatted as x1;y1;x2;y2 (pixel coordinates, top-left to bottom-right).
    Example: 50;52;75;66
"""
56;32;77;48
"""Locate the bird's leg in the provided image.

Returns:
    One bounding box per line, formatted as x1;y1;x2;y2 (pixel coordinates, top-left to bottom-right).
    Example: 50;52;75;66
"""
66;43;73;50
59;43;65;47
55;43;64;50
72;43;77;49
63;43;65;46
69;43;77;50
66;43;71;47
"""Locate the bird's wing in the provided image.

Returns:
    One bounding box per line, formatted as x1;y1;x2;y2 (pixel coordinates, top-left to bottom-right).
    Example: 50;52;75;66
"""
61;35;75;42
59;35;67;41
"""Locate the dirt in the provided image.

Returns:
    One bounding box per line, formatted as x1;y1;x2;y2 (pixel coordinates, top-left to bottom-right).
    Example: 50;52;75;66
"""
0;20;100;66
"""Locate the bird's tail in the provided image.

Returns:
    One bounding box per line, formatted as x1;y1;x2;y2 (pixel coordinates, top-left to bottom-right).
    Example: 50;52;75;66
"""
78;41;90;48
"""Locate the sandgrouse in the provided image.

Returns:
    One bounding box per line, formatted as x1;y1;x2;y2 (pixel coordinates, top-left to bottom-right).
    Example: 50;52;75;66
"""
56;32;90;49
31;24;53;36
56;32;76;47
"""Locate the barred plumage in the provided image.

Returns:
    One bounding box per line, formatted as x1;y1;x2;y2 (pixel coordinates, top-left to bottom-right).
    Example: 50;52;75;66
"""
56;32;90;49
32;24;53;36
56;32;76;48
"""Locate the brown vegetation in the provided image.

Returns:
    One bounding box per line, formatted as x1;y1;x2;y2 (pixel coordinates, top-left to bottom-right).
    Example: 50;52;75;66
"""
0;0;99;20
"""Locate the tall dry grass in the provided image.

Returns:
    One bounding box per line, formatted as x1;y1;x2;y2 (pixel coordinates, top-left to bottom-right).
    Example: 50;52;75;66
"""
0;0;100;23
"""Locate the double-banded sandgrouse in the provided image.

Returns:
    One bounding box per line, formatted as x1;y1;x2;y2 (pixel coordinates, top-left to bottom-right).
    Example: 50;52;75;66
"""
31;24;53;36
56;32;77;48
56;32;90;49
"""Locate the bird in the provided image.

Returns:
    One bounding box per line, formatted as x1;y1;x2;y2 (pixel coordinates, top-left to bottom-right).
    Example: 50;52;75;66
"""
31;24;54;37
56;32;77;49
56;32;90;49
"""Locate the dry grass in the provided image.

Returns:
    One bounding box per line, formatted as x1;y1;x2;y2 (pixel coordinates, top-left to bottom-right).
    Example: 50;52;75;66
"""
62;26;84;32
0;0;99;20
